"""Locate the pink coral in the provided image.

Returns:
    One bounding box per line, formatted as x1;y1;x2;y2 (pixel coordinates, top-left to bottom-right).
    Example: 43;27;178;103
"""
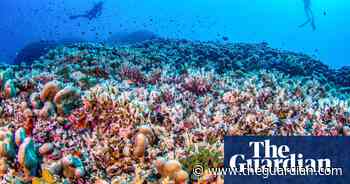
182;76;212;96
118;65;146;85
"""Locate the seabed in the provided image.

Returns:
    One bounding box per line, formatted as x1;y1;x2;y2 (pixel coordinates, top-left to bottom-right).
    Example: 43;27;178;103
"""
0;38;349;183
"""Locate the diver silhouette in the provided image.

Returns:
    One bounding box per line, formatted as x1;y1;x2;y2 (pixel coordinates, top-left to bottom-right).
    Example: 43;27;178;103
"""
69;1;104;20
299;0;316;31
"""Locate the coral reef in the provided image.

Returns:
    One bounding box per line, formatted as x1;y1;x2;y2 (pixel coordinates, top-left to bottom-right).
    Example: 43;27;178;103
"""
0;68;18;99
335;66;350;92
155;159;188;183
54;86;81;116
18;137;41;180
0;38;349;183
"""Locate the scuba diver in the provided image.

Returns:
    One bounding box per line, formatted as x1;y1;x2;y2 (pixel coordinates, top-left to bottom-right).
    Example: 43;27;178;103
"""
299;0;316;31
69;1;104;20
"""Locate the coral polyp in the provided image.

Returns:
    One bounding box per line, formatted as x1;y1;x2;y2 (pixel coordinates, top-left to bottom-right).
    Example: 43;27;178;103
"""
0;39;349;183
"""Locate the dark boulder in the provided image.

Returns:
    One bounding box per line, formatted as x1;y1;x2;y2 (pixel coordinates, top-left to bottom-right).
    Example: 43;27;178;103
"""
13;38;85;65
13;41;57;65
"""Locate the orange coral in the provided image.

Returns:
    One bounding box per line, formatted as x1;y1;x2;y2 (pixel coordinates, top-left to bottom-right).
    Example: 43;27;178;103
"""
40;81;60;102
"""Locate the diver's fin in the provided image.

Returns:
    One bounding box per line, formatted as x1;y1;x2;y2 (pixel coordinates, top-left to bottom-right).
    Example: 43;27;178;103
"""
311;21;316;31
298;19;311;28
69;15;85;20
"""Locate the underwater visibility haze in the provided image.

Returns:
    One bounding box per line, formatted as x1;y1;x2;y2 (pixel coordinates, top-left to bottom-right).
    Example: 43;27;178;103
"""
0;0;349;183
0;0;349;68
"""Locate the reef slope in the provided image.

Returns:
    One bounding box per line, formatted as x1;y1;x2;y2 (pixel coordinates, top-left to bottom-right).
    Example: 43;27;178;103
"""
0;39;349;183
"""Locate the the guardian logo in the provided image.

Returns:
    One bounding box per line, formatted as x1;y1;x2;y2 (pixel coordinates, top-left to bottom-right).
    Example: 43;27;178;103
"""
230;139;332;171
224;137;347;183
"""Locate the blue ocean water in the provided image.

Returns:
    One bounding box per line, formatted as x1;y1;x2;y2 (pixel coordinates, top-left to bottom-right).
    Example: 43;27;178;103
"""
0;0;349;68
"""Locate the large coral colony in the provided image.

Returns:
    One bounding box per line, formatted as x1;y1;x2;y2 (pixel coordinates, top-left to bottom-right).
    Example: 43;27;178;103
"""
0;38;349;183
